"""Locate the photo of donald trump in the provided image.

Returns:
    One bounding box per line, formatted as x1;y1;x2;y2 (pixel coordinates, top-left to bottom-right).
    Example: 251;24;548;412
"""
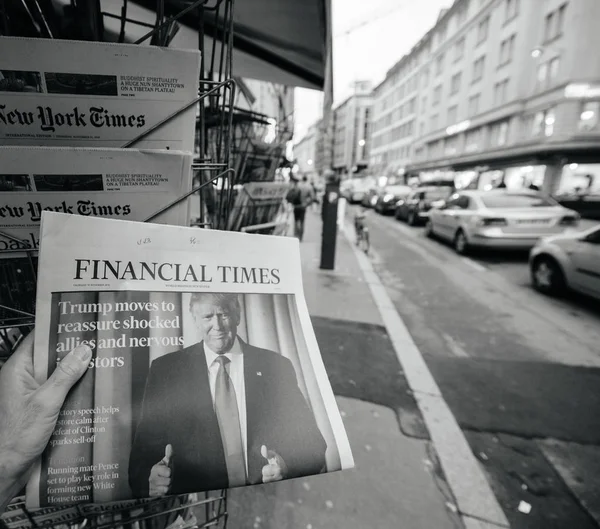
128;292;327;497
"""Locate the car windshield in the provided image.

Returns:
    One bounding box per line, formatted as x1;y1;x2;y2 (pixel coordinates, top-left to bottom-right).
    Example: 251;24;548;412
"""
480;193;557;208
386;186;411;195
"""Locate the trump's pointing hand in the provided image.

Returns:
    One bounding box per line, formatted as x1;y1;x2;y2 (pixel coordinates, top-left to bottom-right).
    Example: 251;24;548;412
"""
260;445;287;483
149;444;173;497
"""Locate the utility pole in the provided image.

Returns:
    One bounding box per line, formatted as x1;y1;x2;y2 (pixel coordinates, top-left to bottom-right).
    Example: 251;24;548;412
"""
319;0;339;270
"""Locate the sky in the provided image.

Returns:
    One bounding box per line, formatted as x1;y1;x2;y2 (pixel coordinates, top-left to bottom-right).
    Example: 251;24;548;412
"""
293;0;451;142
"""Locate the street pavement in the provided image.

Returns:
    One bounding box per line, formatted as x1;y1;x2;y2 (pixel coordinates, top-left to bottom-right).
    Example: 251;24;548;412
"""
351;203;600;529
226;209;463;529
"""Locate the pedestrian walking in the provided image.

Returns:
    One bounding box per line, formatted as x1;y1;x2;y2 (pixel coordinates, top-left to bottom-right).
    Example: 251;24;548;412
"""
286;176;314;241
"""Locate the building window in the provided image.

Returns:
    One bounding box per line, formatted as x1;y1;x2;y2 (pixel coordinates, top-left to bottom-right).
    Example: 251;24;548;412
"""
477;16;490;44
505;0;519;22
422;67;429;87
457;2;469;25
544;3;567;42
549;57;560;82
445;135;459;155
468;93;480;115
433;85;442;105
465;128;481;152
537;62;548;86
490;120;509;146
422;95;427;110
431;113;439;131
493;79;509;106
498;34;516;66
472;56;485;82
454;37;465;61
579;102;600;131
409;96;417;114
436;53;445;76
447;105;458;124
532;107;556;137
450;72;462;95
498;122;508;145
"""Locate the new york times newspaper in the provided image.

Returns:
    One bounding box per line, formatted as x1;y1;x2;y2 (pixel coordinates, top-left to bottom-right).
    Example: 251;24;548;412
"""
0;147;193;257
27;212;354;508
0;37;200;151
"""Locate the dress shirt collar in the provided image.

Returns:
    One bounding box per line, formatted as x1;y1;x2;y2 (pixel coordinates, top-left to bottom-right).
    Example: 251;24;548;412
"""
204;336;243;368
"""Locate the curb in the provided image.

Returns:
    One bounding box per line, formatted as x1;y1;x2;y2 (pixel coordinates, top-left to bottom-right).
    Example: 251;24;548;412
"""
340;224;510;528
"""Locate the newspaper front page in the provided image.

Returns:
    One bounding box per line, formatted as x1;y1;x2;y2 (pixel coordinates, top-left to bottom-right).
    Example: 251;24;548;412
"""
0;37;200;151
27;212;354;507
0;147;193;257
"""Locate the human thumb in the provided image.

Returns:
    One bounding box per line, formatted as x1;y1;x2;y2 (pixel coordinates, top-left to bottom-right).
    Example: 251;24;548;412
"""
163;444;173;466
260;445;276;463
36;344;92;409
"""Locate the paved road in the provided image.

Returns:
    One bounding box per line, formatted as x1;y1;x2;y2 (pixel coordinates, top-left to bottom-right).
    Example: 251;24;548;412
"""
350;205;600;528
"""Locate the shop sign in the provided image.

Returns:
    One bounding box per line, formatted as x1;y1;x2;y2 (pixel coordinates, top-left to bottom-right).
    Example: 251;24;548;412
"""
564;83;600;99
446;120;471;136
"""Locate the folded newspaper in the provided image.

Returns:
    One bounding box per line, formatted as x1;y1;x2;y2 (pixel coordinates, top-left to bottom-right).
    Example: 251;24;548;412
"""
27;212;354;507
0;146;193;257
0;37;200;151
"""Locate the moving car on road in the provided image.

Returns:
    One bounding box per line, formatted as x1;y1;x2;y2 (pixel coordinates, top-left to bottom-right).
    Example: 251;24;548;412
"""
529;224;600;300
425;189;580;254
374;185;412;214
341;177;373;204
395;186;453;225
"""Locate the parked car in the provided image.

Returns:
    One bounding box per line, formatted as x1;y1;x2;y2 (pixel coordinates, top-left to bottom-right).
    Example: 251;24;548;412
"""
395;186;453;225
362;185;380;208
530;224;600;299
374;185;412;214
425;189;580;254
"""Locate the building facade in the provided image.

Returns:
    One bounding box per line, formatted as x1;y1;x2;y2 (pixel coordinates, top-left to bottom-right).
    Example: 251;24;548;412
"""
369;0;600;212
294;121;319;180
332;81;373;177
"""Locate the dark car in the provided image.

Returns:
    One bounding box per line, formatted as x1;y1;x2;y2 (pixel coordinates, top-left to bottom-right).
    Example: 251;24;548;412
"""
395;186;453;225
374;185;413;214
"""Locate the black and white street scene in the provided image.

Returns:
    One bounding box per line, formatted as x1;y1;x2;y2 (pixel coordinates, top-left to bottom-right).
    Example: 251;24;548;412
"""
1;1;600;529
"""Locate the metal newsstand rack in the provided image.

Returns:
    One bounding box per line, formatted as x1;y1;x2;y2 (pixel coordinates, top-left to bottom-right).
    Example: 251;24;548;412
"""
0;1;252;527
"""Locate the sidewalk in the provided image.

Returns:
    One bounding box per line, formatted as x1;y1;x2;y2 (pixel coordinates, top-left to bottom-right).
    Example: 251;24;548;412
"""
226;210;463;529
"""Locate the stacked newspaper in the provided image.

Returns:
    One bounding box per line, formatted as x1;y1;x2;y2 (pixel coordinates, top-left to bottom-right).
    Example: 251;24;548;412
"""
0;37;200;151
0;37;200;323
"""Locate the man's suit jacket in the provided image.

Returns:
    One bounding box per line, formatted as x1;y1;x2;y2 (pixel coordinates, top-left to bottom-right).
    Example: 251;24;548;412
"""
128;340;327;497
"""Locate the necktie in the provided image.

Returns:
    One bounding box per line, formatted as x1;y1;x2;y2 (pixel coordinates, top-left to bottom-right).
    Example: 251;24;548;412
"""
213;356;247;487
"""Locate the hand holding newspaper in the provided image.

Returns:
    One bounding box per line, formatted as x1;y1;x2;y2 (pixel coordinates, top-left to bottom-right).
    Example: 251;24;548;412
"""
27;212;354;507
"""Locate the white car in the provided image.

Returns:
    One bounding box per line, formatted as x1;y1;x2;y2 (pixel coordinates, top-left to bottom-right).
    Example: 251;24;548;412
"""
425;190;580;254
529;225;600;300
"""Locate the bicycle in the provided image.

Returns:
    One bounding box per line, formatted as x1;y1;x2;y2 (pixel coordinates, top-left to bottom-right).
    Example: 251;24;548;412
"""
354;213;370;254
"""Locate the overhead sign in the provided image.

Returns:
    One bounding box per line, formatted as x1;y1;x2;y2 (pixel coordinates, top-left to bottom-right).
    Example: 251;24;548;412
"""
446;120;471;136
564;83;600;99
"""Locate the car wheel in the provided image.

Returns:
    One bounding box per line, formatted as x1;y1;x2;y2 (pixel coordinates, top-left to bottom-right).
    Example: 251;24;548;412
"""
407;210;417;226
425;220;434;238
394;209;402;220
453;229;469;255
531;256;566;295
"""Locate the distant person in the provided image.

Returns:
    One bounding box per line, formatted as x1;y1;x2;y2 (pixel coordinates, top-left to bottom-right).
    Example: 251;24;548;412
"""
286;177;314;241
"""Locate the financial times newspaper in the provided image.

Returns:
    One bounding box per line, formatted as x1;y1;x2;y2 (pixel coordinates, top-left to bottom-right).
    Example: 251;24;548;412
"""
27;212;353;507
0;37;200;151
0;147;193;257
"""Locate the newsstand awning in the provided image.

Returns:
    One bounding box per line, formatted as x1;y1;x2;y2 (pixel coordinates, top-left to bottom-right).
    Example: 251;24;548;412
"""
100;0;329;90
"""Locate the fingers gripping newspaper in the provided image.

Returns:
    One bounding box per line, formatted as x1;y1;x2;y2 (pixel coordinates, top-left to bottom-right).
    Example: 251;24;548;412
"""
27;212;354;508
